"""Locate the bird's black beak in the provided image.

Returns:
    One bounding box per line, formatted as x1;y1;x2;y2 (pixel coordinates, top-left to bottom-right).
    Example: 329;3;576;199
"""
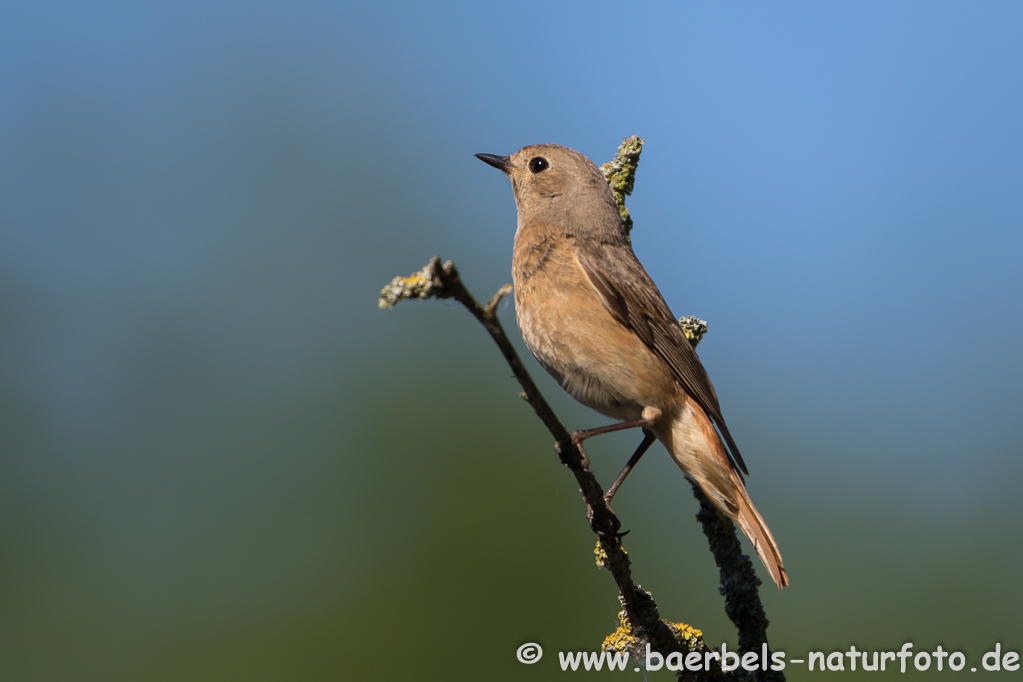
475;153;512;173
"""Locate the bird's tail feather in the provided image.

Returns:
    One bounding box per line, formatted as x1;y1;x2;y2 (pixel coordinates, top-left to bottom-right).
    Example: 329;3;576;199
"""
726;466;788;588
660;399;788;589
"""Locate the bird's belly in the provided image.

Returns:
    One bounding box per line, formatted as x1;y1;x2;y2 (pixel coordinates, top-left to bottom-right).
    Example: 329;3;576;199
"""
514;274;676;423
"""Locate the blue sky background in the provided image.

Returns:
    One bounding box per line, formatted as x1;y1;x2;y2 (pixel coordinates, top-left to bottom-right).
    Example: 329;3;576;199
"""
2;2;1021;680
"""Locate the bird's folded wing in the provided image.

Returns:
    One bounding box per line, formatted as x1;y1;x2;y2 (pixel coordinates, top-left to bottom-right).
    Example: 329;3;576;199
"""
575;241;749;476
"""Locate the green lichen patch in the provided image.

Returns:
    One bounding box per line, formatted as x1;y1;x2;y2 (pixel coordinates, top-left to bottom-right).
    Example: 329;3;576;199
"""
600;135;645;236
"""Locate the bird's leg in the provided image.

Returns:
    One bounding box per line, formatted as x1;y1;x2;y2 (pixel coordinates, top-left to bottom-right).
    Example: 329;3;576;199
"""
568;407;662;506
604;429;656;503
570;406;662;444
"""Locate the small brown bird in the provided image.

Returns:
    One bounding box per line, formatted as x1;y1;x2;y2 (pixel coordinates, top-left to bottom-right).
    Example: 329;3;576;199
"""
476;144;787;589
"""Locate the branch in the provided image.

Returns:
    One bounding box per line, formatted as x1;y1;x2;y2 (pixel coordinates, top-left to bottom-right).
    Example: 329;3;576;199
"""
693;485;774;658
601;134;645;236
680;315;783;677
379;256;716;671
378;137;783;681
603;138;780;670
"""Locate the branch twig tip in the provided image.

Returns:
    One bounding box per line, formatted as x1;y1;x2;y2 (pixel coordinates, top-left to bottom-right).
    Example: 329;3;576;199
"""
378;256;460;309
679;316;709;348
600;135;646;235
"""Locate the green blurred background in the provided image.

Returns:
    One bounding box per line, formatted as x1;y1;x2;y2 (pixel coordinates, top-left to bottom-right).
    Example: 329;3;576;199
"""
2;2;1021;680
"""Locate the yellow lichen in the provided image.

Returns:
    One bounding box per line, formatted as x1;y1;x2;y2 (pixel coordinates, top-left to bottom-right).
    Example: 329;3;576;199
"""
602;610;638;652
594;539;626;568
664;620;703;643
378;267;438;308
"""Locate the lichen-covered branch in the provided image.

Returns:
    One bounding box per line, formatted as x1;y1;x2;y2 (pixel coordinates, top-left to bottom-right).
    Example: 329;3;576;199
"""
693;483;782;682
379;257;723;671
679;316;709;347
378;138;783;681
602;139;778;667
601;134;645;236
379;257;568;445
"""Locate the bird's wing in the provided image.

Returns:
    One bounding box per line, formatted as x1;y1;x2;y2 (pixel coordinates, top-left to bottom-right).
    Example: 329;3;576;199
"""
575;240;749;476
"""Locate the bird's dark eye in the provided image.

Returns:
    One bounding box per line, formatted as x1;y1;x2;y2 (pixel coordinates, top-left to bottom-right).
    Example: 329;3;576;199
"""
528;156;549;174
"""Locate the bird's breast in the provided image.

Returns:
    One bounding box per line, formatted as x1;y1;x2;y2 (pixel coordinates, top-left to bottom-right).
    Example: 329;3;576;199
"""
512;234;677;423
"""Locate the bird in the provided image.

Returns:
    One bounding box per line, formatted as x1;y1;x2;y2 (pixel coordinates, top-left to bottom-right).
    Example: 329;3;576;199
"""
475;143;787;588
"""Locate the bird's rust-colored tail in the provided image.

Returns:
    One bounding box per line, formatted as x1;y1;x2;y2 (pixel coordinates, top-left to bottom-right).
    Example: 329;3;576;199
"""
658;397;788;589
726;465;788;588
